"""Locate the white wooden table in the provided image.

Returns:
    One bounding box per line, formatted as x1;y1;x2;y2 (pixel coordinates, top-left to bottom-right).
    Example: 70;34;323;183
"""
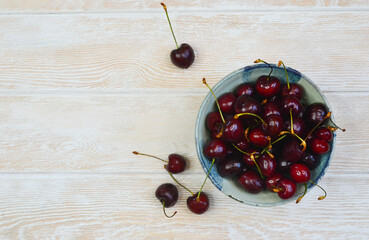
0;1;368;239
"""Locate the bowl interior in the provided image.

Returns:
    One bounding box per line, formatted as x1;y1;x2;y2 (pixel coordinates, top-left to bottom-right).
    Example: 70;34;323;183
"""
195;64;335;207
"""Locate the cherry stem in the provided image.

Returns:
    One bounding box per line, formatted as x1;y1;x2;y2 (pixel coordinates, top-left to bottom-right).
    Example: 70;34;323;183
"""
296;182;308;204
166;168;194;196
294;133;307;151
328;117;346;132
203;78;226;123
250;154;264;179
197;158;215;201
309;180;327;200
254;59;273;81
132;151;168;163
231;143;250;156
161;3;179;49
234;113;266;126
272;186;283;193
304;112;332;141
162;201;177;218
278;60;290;89
290;109;294;135
260;134;287;155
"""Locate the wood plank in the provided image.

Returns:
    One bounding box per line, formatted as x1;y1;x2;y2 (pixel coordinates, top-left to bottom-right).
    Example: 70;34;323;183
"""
0;0;368;13
0;12;368;91
0;173;367;239
0;92;366;173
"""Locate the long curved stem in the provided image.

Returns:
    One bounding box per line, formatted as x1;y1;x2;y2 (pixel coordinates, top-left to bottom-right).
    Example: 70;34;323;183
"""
166;168;194;195
290;109;294;135
234;112;265;125
161;3;179;49
197;158;215;201
296;182;308;204
203;78;225;123
278;60;290;89
162;201;177;218
132;151;168;163
309;180;327;200
255;59;273;80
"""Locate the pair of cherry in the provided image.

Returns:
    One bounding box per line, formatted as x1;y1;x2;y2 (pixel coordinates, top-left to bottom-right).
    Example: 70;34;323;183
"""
133;151;213;218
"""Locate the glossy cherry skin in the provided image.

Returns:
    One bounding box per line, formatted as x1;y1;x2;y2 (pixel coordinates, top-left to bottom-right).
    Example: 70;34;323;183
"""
310;137;330;155
218;93;236;114
281;96;302;117
315;127;333;142
235;138;249;151
235;83;254;97
155;183;179;208
262;102;281;119
223;118;244;143
204;139;228;160
170;43;195;69
187;192;209;214
206;111;222;131
301;153;321;170
256;154;277;177
282;138;305;162
283;117;306;137
266;173;283;192
234;95;261;116
261;114;283;137
276;178;297;199
238;171;264;193
281;83;304;99
249;128;269;147
242;149;260;167
255;76;281;98
278;158;293;174
217;158;244;179
290;163;311;183
306;103;328;126
166;154;187;173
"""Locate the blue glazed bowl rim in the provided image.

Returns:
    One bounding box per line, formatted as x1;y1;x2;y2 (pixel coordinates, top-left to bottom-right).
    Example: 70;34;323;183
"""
195;64;335;207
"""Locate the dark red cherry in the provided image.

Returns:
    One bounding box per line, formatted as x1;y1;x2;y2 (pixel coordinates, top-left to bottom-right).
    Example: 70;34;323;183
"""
262;102;281;119
281;84;304;99
235;83;254;97
306;103;328;126
155;183;179;208
278;158;292;174
217;158;244;179
235;138;249;151
170;43;195;69
255;76;281;98
283;117;306;137
290;163;311;183
282;138;305;162
223;118;244;143
166;154;187;173
205;111;222;131
234;95;261;116
186;192;209;214
203;139;228;160
276;178;297;199
256;154;277;177
249;128;270;147
261;114;283;137
238;171;264;193
315;127;333;142
301;153;321;170
266;173;283;192
310;137;330;155
242;149;260;167
281;96;302;117
218;93;236;114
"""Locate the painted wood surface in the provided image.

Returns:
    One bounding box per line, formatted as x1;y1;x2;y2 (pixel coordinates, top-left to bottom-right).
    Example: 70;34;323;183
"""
0;0;368;239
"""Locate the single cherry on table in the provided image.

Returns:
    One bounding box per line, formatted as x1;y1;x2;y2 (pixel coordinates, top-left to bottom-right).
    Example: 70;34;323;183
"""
161;3;195;69
155;183;179;218
133;151;187;173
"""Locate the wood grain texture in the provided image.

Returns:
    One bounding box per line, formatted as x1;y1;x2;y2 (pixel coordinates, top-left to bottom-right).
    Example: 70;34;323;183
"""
0;173;368;240
0;12;368;91
0;0;368;13
0;92;366;174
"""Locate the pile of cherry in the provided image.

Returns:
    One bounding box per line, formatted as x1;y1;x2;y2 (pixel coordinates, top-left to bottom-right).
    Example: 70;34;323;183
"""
203;59;345;203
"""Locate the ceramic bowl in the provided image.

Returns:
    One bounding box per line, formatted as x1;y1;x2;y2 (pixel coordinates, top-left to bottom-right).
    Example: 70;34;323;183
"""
195;64;335;207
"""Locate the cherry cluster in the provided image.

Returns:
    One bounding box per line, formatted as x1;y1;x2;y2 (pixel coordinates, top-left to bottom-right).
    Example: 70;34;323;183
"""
203;60;345;203
133;151;214;218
